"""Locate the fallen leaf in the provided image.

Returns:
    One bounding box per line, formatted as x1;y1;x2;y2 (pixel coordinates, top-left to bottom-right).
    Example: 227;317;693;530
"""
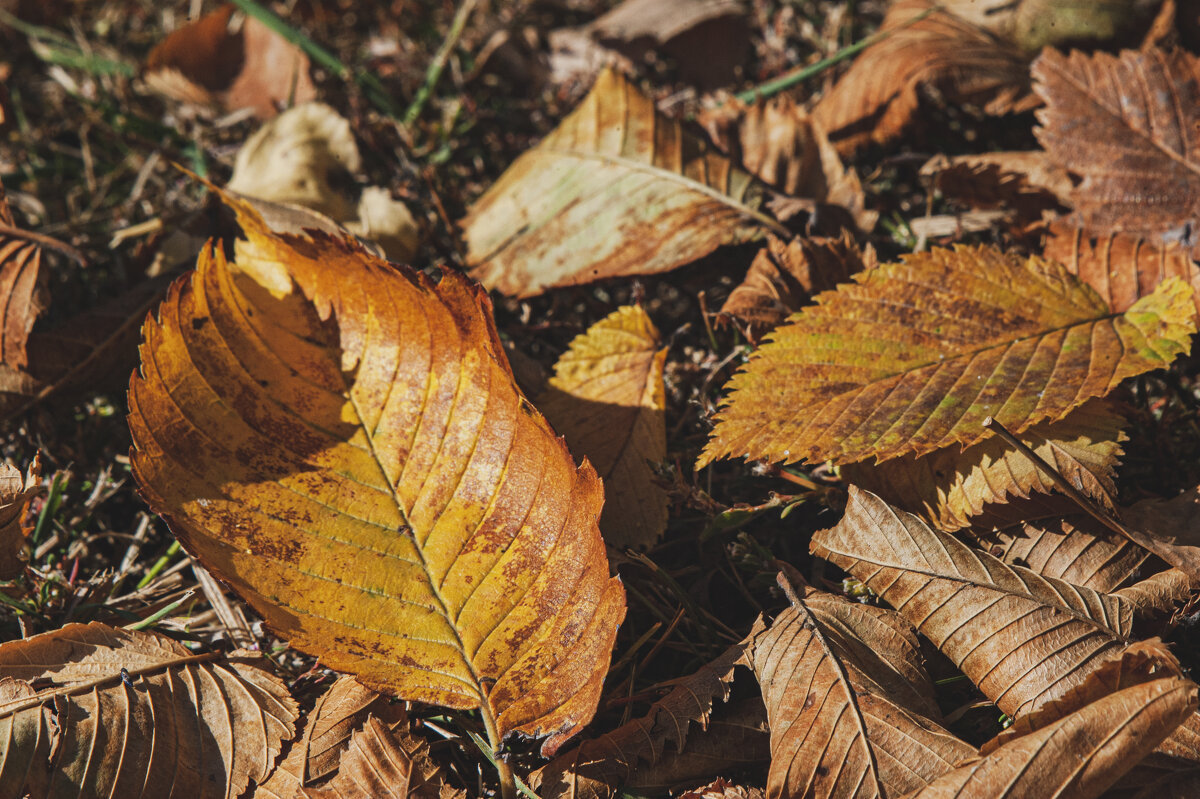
920;152;1068;221
1118;486;1200;586
1044;223;1200;320
226;103;418;262
718;233;873;337
1113;568;1198;627
811;487;1133;719
538;305;669;549
299;716;458;799
699;97;875;231
255;676;407;798
461;68;779;298
1033;47;1200;248
532;642;767;798
943;0;1166;53
0;453;39;579
812;0;1035;156
0;621;298;798
970;513;1150;594
745;588;974;798
699;245;1195;469
144;3;316;119
127;190;625;756
0;180;46;373
679;778;765;799
844;399;1125;531
904;676;1197;798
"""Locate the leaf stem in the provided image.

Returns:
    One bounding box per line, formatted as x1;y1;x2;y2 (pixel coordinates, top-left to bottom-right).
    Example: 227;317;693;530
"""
403;0;480;126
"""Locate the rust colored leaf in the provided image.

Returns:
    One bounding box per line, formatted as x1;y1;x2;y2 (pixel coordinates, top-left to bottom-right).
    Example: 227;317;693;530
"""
532;642;768;799
127;191;625;755
970;513;1150;594
746;588;973;798
298;717;458;799
699;245;1195;469
904;676;1196;799
811;487;1134;719
0;621;298;799
461;68;777;298
718;233;874;337
0;454;39;579
255;676;407;799
0;183;45;373
812;0;1034;156
698;96;874;231
539;305;669;549
144;3;316;119
1044;223;1200;320
844;400;1125;531
1033;47;1200;244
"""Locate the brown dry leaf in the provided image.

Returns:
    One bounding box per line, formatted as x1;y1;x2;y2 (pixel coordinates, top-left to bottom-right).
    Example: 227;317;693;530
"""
1033;47;1200;246
844;399;1125;531
144;3;316;119
0;179;47;411
461;68;778;298
1117;486;1200;586
811;487;1134;719
255;676;407;798
679;778;765;799
698;245;1195;469
920;151;1069;221
698;97;875;231
298;717;458;799
227;103;418;262
538;305;669;549
902;676;1197;799
1044;223;1200;320
0;621;298;798
746;588;974;798
812;0;1035;156
532;642;768;798
0;453;39;579
1114;568;1198;626
970;513;1150;594
127;190;625;756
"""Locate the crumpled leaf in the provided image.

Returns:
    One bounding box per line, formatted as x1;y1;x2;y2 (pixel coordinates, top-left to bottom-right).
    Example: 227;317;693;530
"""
1117;486;1200;586
920;151;1068;222
745;587;973;798
718;232;873;337
461;68;778;298
0;621;298;799
127;190;625;756
903;675;1197;799
698;96;875;231
844;399;1125;531
532;641;768;798
227;103;418;262
811;487;1133;719
812;0;1036;156
970;513;1150;594
1044;223;1200;321
254;676;407;798
0;454;39;579
538;305;669;549
1114;568;1198;628
144;3;316;119
1033;47;1200;249
699;245;1195;469
679;778;765;799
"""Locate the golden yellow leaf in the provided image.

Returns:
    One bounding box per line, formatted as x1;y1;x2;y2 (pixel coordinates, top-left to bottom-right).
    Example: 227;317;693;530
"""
699;245;1195;469
127;191;625;756
539;305;668;549
461;68;777;298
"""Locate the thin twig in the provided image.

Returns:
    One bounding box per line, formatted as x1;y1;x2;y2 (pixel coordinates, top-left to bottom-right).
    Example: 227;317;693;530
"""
403;0;479;126
0;220;87;266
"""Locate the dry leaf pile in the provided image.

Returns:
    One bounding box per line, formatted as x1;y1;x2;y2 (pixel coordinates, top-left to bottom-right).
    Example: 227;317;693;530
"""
3;0;1200;797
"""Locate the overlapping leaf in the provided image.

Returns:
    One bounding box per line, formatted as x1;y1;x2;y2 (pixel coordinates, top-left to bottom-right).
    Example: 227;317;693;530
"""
811;487;1134;718
0;622;298;799
844;400;1125;531
0;455;39;579
746;589;973;798
699;245;1195;469
298;717;457;799
461;68;778;298
539;305;669;549
127;192;625;755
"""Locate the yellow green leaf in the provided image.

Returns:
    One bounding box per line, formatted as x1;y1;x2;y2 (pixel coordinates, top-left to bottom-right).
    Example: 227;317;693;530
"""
539;305;669;549
699;245;1195;469
127;191;625;756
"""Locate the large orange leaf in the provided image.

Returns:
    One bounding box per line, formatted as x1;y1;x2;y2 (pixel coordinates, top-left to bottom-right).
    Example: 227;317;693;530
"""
539;305;669;549
461;68;778;298
811;487;1133;719
699;245;1195;469
127;193;625;755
